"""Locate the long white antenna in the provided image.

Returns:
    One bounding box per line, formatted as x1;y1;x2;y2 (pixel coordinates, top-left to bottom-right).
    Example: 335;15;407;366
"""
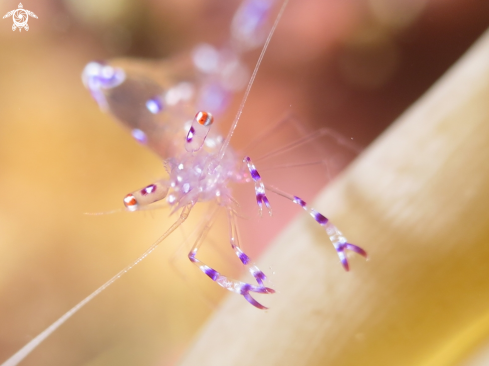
218;0;290;160
0;206;191;366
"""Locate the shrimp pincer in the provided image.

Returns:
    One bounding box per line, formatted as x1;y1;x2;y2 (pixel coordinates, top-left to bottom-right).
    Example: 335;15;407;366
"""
243;160;367;272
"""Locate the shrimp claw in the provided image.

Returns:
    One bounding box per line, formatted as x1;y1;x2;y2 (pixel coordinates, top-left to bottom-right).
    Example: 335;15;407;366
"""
188;250;274;309
265;186;367;270
295;196;368;270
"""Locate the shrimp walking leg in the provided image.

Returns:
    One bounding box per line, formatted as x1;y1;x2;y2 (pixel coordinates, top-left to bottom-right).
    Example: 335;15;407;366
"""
0;205;192;366
187;207;274;309
227;208;269;286
169;213;230;309
266;185;367;271
243;156;272;216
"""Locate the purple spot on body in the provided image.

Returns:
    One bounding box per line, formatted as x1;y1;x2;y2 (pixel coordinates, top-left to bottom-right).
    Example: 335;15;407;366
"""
141;184;156;196
186;126;195;142
146;97;163;114
98;66;125;88
250;169;260;181
131;129;147;144
311;210;328;225
204;267;219;281
239;252;250;265
100;73;116;86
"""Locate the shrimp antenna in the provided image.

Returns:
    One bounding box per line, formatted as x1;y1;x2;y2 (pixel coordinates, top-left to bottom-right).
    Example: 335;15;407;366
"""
218;0;290;160
0;205;192;366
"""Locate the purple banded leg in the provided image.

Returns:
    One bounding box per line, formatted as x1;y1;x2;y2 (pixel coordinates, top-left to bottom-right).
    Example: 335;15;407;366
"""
243;156;272;216
188;251;274;309
266;186;367;270
292;196;367;271
228;209;268;286
187;208;274;309
146;96;164;114
335;242;368;271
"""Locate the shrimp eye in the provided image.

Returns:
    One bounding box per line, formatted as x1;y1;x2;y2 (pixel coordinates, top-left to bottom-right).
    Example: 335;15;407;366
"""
123;194;138;211
195;111;214;126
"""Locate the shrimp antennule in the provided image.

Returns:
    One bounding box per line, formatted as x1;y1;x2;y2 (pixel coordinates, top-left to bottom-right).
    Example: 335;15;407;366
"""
218;0;290;160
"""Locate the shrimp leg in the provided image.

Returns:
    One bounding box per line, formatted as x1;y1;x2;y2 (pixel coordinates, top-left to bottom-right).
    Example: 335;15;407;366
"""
188;207;274;310
227;208;269;287
243;156;272;216
266;185;367;271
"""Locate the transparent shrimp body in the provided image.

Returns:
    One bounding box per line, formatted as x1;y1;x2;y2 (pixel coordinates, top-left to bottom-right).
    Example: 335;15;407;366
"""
82;58;200;158
121;110;275;309
81;52;247;159
81;0;280;160
167;143;275;308
77;0;289;311
165;148;238;209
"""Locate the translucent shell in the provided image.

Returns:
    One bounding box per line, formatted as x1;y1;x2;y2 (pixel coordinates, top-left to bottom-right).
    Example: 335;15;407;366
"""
82;57;200;159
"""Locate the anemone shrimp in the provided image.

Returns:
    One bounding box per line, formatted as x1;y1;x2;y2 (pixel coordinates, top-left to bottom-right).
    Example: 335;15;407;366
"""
80;0;368;307
0;1;367;365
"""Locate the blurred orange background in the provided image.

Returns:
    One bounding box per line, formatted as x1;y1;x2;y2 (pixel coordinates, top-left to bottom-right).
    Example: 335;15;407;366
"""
0;0;489;365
